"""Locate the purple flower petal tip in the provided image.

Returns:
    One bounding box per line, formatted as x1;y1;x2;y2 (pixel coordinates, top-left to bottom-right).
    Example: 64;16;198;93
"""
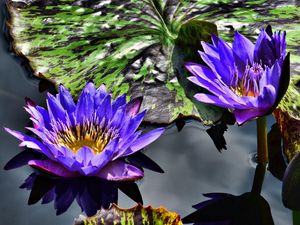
6;82;164;181
185;25;288;124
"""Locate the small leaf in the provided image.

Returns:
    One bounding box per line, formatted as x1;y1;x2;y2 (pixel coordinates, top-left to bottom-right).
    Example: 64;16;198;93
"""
74;204;183;225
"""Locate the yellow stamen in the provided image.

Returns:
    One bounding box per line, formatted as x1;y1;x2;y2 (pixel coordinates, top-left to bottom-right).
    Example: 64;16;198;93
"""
56;121;112;154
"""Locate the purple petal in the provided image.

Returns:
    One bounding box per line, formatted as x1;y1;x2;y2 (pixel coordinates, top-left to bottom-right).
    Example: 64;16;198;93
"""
257;85;276;108
233;32;254;63
126;97;142;117
75;146;94;166
76;83;95;123
185;63;227;96
58;84;76;112
4;128;53;157
113;131;142;160
120;110;146;137
234;108;269;125
201;41;219;59
94;84;108;109
90;139;117;168
110;105;125;129
199;52;232;85
259;61;281;92
194;94;248;109
28;160;78;177
80;165;99;176
95;160;144;181
46;93;66;123
96;94;111;121
214;36;234;68
36;106;52;130
122;127;165;156
112;94;126;115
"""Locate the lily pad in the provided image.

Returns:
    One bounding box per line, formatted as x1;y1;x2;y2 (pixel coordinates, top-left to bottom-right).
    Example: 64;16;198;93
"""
6;0;300;125
6;0;224;125
73;203;183;225
273;76;300;161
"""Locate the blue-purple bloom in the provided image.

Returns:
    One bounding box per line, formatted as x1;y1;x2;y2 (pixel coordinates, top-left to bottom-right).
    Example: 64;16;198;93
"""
186;25;287;124
5;82;165;180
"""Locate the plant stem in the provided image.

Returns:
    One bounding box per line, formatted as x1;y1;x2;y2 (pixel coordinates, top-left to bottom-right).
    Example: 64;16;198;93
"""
251;163;266;195
256;116;268;165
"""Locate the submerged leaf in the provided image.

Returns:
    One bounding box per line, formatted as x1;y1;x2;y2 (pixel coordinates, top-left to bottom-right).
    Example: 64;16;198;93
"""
6;0;223;125
74;204;183;225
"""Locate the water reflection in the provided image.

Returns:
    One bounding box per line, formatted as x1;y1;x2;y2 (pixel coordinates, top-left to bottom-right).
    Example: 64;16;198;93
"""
182;164;275;225
19;172;143;217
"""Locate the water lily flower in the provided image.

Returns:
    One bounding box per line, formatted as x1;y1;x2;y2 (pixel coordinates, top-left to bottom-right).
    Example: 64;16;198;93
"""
5;82;165;180
186;25;289;124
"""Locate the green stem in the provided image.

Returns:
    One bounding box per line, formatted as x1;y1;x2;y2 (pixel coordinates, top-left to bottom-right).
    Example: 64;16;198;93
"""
256;116;268;165
293;211;300;225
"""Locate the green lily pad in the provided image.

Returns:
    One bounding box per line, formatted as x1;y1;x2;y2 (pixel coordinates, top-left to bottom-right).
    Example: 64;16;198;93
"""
73;203;183;225
7;0;224;125
7;0;300;125
273;76;300;162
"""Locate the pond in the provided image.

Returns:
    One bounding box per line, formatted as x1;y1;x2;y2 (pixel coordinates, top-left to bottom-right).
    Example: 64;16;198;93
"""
0;0;296;224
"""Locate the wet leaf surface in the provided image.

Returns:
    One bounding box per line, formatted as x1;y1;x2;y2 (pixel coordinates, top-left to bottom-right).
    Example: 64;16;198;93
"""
6;0;222;125
74;203;183;225
7;0;300;125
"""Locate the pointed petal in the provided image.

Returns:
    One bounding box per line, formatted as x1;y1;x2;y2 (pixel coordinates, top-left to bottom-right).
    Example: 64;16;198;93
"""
94;84;108;109
126;97;142;117
76;83;95;123
96;160;144;181
234;108;269;125
201;41;219;58
58;84;76;112
28;160;78;177
75;146;94;166
233;31;254;63
90;139;117;168
185;63;226;96
112;94;126;115
199;52;232;85
122;127;165;156
46;93;66;123
194;93;245;109
121;110;145;138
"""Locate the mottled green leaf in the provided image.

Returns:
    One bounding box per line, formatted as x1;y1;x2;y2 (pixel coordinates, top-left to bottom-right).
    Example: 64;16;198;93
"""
6;0;223;125
7;0;300;125
274;76;300;161
73;204;183;225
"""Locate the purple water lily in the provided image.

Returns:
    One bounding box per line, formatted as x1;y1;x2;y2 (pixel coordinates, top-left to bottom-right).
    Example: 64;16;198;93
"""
5;82;165;181
186;25;288;124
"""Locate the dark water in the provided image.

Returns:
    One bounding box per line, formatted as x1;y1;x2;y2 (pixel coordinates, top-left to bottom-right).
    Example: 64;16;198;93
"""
0;1;292;225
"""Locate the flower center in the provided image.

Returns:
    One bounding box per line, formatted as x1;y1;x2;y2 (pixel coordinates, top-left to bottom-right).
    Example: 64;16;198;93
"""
231;62;263;97
53;118;115;154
